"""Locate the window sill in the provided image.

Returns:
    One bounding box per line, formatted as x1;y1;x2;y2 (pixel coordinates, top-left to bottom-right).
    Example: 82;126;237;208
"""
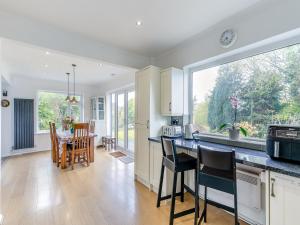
195;133;266;151
36;131;50;135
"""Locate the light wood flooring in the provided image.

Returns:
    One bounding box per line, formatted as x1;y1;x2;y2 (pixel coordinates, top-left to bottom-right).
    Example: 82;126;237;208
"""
1;149;248;225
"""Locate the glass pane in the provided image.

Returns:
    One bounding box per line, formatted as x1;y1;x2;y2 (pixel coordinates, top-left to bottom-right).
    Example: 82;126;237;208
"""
117;93;125;147
98;97;104;103
91;98;96;120
99;111;104;120
127;91;135;152
111;94;116;137
192;44;300;139
98;103;104;111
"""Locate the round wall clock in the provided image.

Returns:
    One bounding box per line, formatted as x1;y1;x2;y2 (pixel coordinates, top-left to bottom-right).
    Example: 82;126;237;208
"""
220;29;237;48
1;99;10;107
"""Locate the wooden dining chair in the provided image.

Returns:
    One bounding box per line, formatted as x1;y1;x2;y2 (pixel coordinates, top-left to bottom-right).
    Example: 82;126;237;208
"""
71;123;90;170
49;122;56;163
51;123;63;167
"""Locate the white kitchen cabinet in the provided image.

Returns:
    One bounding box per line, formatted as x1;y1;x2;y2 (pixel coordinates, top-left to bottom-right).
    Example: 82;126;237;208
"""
135;68;150;125
161;67;184;116
269;172;300;225
134;65;167;187
135;124;150;186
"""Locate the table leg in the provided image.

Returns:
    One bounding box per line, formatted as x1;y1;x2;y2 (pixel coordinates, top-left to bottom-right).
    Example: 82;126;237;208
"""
61;142;67;169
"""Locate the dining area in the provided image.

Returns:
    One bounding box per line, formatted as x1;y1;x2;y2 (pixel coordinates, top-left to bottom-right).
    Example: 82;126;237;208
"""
49;120;97;169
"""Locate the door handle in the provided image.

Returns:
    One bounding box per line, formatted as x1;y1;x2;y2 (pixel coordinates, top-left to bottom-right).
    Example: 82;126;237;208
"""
147;120;149;129
271;178;276;197
169;102;172;112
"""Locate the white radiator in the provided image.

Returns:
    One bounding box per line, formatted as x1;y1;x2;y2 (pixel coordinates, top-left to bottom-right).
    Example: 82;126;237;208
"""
237;170;261;210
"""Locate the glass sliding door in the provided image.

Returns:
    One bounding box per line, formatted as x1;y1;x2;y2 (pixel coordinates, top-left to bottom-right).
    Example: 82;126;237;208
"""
117;93;125;148
110;90;135;152
127;91;135;152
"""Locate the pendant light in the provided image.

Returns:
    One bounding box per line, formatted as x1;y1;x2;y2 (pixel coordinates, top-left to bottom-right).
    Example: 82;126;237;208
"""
65;72;71;102
70;64;79;104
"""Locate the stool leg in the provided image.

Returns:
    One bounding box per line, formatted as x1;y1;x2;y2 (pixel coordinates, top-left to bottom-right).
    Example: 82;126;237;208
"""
194;169;199;225
234;183;239;225
169;171;178;225
181;171;184;202
204;186;207;223
156;160;165;208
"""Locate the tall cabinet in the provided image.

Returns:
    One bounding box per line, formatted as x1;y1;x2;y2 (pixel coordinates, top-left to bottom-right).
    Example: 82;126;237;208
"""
135;65;167;187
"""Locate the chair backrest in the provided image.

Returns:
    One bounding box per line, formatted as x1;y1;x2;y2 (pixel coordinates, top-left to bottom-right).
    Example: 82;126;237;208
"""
49;122;53;146
161;136;178;164
89;120;95;133
49;122;54;160
197;145;236;180
72;123;90;150
51;123;59;154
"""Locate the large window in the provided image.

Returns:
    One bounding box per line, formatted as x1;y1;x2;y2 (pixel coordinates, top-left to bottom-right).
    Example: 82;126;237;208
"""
38;91;81;131
192;44;300;139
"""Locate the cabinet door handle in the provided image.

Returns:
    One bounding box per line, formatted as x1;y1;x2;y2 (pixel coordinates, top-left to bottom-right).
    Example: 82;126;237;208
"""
147;120;149;129
169;102;172;112
271;178;276;197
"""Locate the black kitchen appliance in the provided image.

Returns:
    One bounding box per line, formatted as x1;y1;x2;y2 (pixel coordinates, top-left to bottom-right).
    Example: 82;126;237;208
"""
266;125;300;163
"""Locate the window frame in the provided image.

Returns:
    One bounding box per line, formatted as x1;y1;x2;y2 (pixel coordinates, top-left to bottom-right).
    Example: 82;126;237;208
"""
188;31;300;146
36;90;83;134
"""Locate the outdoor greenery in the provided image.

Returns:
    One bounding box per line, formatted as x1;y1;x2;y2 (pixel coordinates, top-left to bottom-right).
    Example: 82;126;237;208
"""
193;44;300;139
38;91;81;131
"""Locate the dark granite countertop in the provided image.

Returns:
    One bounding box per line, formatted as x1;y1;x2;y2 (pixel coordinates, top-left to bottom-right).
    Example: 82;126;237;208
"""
149;136;300;178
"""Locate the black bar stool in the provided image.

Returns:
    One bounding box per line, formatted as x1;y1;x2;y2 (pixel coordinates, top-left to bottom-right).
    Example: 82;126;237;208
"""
194;146;239;225
156;136;197;225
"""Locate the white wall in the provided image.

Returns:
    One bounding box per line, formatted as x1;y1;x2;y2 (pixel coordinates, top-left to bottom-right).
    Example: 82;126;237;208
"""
1;76;99;157
154;0;300;69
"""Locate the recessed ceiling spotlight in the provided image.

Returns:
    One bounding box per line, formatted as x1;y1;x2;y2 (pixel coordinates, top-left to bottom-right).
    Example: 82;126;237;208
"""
44;64;49;68
45;51;50;55
136;20;142;27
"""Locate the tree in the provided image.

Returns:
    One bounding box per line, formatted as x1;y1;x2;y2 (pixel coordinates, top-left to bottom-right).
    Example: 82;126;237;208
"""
207;63;245;130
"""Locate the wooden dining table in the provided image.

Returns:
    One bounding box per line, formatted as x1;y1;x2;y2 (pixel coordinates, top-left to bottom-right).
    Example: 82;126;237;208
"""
57;131;97;169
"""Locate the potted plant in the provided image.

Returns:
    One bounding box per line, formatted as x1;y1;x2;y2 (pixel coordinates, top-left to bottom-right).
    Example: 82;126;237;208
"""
219;96;248;140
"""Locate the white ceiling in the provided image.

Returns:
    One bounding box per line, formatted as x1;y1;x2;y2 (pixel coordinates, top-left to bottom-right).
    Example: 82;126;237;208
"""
1;39;136;85
0;0;263;56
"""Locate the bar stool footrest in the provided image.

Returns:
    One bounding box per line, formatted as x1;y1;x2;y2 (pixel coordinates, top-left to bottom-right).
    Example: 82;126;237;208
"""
160;192;182;201
174;208;195;219
206;199;235;213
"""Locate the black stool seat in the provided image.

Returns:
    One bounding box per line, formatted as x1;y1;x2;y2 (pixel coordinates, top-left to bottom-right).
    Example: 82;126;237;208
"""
165;153;197;172
157;137;197;225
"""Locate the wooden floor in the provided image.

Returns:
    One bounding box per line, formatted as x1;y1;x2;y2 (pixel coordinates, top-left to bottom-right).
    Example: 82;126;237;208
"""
1;149;248;225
